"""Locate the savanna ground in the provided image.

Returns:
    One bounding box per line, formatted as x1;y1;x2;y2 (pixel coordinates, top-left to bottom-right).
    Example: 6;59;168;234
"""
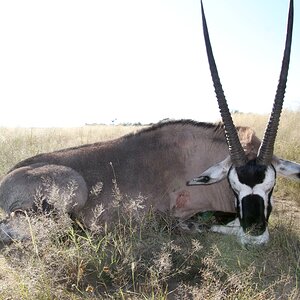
0;111;299;299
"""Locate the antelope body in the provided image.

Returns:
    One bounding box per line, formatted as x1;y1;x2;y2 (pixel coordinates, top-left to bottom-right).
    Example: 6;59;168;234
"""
0;122;257;225
0;0;299;246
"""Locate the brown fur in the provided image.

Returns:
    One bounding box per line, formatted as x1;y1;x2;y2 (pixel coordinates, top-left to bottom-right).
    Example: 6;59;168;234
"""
0;120;261;226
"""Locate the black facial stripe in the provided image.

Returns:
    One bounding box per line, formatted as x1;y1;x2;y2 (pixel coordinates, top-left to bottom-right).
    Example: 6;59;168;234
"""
266;187;274;221
271;163;277;177
240;194;266;236
233;190;240;214
236;159;267;188
267;165;276;221
227;165;240;215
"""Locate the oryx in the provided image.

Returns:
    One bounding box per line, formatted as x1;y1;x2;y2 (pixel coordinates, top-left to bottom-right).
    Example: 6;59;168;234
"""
0;0;299;246
186;0;299;245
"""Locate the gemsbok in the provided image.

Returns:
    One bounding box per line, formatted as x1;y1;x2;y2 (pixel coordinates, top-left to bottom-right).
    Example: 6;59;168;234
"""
0;0;299;246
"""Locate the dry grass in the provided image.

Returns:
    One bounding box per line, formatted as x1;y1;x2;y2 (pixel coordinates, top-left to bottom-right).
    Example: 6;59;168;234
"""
0;125;140;174
0;111;299;299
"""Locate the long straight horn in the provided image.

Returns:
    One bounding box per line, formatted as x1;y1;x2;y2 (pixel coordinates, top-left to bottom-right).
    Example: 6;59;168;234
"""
257;0;294;165
201;1;247;167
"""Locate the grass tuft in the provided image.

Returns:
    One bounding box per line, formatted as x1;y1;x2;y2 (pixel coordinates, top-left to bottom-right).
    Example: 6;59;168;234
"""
0;112;299;299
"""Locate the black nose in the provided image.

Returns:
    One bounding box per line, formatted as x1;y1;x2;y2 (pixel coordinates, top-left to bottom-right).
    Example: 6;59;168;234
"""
240;194;267;235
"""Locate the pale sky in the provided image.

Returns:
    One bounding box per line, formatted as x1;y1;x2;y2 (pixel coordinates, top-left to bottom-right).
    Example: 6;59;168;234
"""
0;0;299;127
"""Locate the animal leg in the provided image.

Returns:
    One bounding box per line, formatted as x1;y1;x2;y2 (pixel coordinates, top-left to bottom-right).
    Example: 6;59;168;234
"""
0;163;88;215
210;218;241;236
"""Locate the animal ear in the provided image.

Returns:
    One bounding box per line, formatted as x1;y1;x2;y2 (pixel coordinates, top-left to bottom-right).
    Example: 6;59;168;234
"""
187;156;232;186
272;157;300;180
